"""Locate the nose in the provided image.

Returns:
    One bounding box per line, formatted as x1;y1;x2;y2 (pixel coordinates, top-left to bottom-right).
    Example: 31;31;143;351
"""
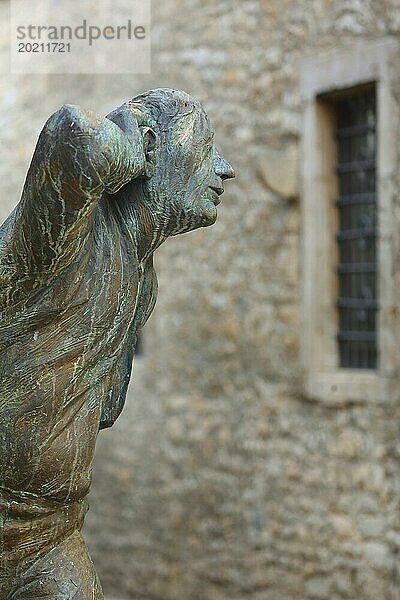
214;148;235;180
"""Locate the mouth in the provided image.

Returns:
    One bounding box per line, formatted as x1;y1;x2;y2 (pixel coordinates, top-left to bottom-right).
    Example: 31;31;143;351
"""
209;185;224;206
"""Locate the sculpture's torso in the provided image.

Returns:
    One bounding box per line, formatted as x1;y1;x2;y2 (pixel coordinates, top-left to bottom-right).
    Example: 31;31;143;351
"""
0;105;163;594
0;203;156;505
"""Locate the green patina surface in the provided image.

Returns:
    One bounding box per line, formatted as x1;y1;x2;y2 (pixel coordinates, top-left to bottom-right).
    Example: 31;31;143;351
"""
0;88;234;598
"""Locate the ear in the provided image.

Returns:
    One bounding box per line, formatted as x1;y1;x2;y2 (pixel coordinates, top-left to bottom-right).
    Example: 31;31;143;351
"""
106;104;157;179
140;126;157;178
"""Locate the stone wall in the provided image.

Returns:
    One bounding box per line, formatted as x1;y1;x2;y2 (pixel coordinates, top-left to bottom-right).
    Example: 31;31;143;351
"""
1;1;400;598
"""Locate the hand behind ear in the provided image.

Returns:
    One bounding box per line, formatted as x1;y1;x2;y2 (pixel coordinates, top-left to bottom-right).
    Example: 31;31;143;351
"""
107;104;157;179
106;104;142;138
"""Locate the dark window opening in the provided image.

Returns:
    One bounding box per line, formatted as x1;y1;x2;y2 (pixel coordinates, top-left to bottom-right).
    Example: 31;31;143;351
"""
335;88;378;369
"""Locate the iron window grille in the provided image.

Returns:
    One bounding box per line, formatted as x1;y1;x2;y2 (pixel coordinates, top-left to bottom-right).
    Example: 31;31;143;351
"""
335;88;377;369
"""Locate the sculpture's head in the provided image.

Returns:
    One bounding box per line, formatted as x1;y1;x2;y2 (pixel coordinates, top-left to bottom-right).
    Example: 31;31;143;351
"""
107;88;235;236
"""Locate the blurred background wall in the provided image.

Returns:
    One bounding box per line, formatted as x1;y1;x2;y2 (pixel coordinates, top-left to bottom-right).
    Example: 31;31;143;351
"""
1;1;400;599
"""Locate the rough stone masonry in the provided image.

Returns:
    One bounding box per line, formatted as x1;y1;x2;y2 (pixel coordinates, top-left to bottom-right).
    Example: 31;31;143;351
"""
0;0;399;598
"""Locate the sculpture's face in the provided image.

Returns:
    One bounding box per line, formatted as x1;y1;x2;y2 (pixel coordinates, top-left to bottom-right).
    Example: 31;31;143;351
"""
146;103;235;235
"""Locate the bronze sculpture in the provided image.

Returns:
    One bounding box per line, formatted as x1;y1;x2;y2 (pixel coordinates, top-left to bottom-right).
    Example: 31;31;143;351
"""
0;89;234;599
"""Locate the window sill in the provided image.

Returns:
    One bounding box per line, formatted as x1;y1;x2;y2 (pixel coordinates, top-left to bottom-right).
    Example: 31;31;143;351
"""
304;370;396;405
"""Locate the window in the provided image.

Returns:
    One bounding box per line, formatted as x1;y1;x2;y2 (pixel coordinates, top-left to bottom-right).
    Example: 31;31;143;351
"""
335;88;377;369
300;39;399;403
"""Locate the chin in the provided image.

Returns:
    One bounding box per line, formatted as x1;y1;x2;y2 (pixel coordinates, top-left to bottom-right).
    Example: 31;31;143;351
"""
196;201;217;228
172;198;218;235
201;209;217;226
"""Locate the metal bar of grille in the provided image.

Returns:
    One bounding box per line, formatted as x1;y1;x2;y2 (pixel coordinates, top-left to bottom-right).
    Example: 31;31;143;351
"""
337;228;375;241
336;192;375;206
337;159;375;174
338;297;378;309
336;88;378;369
337;331;377;342
338;263;376;273
337;124;375;137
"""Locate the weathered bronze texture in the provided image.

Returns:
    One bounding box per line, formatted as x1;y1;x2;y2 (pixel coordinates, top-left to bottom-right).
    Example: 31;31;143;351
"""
0;89;234;599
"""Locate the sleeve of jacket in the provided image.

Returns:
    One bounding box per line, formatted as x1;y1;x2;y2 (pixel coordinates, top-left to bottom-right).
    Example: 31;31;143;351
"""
8;104;146;280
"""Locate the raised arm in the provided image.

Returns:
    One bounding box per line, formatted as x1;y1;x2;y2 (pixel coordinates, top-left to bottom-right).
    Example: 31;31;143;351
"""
8;104;146;279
